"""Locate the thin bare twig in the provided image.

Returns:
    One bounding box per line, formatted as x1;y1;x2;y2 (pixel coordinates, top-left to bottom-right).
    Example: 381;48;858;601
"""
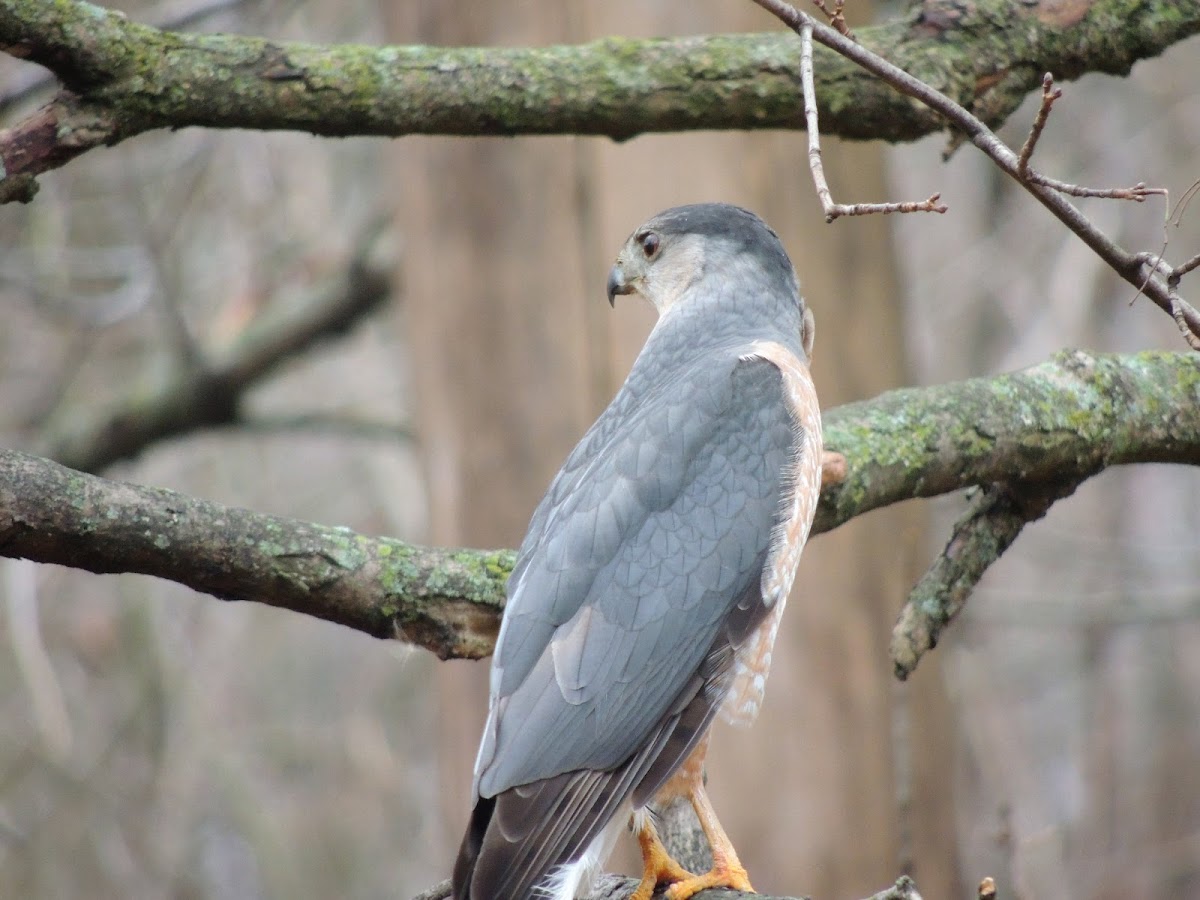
1135;251;1171;278
1130;248;1200;347
124;136;221;371
1016;73;1061;176
749;0;1199;349
1141;179;1200;346
1130;185;1200;347
1131;247;1171;309
1178;253;1200;280
1170;179;1200;226
798;24;946;223
1167;279;1200;350
1026;176;1163;202
1016;77;1165;200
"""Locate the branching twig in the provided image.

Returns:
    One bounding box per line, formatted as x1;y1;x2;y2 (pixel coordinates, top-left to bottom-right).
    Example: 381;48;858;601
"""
1130;180;1200;347
1178;252;1200;280
798;23;945;223
31;223;394;473
1016;75;1165;201
1016;73;1061;176
749;0;1199;348
810;0;852;38
1028;177;1162;202
1167;274;1200;351
1132;250;1200;349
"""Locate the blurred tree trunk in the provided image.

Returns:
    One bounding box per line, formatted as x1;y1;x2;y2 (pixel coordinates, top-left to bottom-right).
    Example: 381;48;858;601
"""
380;0;597;858
382;2;959;895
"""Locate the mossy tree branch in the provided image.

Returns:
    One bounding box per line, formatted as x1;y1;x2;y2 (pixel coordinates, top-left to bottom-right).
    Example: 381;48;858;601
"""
0;444;511;658
2;350;1198;662
890;476;1084;680
1;0;1198;200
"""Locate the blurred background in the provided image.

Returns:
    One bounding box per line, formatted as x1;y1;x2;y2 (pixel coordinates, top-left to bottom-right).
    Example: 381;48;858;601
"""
1;1;1199;898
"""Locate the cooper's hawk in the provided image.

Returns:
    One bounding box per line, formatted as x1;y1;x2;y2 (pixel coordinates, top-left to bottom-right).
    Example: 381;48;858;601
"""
452;204;822;900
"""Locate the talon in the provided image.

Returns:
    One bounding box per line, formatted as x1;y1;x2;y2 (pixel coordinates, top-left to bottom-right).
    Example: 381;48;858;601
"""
664;774;755;899
630;817;695;900
662;862;754;899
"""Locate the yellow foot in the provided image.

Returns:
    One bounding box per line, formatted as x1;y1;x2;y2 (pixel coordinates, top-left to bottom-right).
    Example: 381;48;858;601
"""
662;863;754;900
629;858;695;900
629;819;696;900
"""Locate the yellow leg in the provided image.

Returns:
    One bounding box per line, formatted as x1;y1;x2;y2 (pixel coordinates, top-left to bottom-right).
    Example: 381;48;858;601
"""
629;816;695;900
662;784;754;900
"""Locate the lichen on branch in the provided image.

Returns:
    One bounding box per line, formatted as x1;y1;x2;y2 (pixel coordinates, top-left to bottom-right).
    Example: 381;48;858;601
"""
1;0;1198;197
1;350;1197;661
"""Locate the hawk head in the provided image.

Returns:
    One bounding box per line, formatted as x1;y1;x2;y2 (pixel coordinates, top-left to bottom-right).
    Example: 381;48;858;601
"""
607;202;813;357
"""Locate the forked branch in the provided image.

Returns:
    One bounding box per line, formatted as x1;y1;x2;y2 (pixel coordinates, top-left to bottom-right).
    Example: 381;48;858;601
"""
797;22;945;223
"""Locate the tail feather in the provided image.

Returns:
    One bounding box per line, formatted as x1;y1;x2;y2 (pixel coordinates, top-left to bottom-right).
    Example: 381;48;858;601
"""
451;664;737;900
451;711;684;900
452;768;634;900
452;796;495;900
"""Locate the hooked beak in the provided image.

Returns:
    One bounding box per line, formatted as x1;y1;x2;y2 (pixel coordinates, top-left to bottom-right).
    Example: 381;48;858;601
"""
606;263;633;307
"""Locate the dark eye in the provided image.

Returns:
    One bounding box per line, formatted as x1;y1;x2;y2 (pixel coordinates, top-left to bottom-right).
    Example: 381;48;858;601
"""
639;231;660;258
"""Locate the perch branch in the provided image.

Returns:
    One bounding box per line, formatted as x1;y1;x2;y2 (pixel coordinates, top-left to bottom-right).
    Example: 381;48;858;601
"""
411;873;923;900
3;350;1199;660
580;873;922;900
